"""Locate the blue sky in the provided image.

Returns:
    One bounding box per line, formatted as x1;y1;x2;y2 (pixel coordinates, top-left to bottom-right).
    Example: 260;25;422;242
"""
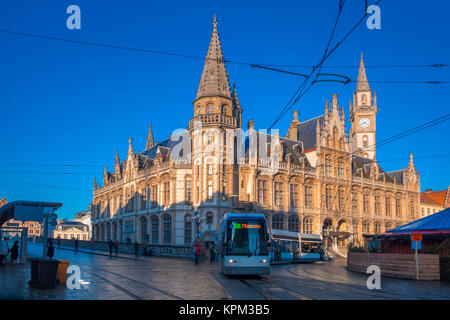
0;0;449;220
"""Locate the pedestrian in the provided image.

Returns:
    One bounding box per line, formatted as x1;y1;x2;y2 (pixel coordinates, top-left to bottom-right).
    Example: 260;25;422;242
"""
114;240;119;256
108;239;114;257
193;243;201;265
0;237;9;266
47;240;55;259
209;243;215;262
134;241;139;256
10;240;19;266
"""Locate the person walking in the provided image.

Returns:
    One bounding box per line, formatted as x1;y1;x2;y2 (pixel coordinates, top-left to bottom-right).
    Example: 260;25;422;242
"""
193;243;201;265
134;241;139;256
108;239;114;257
0;237;9;266
47;240;55;259
10;240;19;266
209;243;215;262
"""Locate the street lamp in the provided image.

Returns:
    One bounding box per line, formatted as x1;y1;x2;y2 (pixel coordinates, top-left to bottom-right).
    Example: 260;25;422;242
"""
192;211;205;240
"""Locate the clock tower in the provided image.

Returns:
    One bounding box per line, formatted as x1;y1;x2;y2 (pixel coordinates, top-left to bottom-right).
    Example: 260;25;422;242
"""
350;53;378;160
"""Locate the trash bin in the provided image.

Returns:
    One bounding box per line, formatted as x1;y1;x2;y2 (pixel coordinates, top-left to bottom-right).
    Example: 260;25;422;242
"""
56;260;70;285
29;258;59;289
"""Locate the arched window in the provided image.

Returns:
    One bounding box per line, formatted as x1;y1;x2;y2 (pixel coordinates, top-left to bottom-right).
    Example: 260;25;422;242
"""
272;214;285;230
162;214;172;245
362;135;368;148
362;94;367;105
151;216;159;244
362;221;370;234
352;220;359;235
184;214;192;245
288;215;300;232
325;155;332;176
112;223;117;241
385;222;392;232
374;221;381;234
206;212;214;225
140;217;148;243
303;217;313;234
207;104;214;114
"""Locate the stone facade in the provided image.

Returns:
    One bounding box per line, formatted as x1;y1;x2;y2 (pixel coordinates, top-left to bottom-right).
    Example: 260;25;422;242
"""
91;16;420;248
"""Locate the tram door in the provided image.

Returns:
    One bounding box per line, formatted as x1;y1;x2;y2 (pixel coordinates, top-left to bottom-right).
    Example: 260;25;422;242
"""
292;241;300;262
272;240;282;262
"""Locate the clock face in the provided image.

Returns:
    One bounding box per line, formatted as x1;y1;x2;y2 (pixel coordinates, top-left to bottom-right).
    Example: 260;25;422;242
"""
359;117;371;128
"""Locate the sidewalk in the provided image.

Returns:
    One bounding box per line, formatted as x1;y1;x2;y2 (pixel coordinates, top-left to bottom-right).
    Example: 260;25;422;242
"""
0;252;94;300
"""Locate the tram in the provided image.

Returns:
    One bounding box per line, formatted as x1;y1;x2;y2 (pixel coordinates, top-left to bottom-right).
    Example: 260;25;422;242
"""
270;229;324;263
219;213;270;275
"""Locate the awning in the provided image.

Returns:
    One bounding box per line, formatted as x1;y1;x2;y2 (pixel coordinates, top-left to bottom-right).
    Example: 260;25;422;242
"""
385;207;450;235
0;201;62;226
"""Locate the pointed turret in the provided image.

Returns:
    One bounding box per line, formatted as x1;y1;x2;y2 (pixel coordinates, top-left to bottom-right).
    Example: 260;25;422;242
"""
196;15;231;100
103;165;108;186
128;137;134;155
93;177;97;191
146;124;154;150
115;150;120;164
356;53;370;92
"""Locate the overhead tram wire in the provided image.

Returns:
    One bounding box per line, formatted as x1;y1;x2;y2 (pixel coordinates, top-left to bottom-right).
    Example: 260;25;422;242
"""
0;25;447;78
310;113;450;172
0;162;104;168
274;0;385;126
266;0;347;131
268;0;384;130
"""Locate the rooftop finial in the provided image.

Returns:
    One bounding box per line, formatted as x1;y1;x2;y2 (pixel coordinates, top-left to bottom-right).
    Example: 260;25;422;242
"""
128;137;134;155
146;123;154;150
213;14;218;33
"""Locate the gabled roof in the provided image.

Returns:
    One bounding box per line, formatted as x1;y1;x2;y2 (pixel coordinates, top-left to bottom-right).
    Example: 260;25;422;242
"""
138;135;184;161
385;170;404;184
243;131;312;168
421;189;448;207
351;156;398;183
296;115;324;151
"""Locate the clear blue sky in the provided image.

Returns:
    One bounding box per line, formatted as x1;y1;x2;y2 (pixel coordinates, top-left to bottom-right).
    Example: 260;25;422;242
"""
0;0;449;220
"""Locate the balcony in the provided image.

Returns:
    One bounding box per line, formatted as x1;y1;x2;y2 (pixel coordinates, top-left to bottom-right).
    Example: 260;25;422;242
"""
188;113;237;129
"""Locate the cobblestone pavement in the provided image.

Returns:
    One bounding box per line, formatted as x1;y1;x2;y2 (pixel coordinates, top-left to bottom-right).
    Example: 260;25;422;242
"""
0;243;449;300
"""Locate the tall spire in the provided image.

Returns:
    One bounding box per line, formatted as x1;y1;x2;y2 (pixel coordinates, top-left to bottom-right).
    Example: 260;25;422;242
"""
356;53;370;92
196;15;231;100
146;123;154;150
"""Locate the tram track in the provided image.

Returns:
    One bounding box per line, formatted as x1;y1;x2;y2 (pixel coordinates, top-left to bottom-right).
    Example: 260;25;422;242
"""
81;264;185;300
239;276;313;300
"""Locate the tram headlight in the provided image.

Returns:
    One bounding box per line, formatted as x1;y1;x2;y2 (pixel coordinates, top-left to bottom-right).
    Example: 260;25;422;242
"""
260;259;267;263
229;259;237;263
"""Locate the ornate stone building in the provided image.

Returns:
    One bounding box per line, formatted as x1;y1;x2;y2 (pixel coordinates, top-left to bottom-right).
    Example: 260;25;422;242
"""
91;16;420;248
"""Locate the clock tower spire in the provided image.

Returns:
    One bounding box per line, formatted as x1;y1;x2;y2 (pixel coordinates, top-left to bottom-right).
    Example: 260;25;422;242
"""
350;53;378;160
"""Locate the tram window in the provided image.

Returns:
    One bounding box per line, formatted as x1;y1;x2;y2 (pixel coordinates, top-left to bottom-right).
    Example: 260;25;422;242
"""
226;220;268;256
